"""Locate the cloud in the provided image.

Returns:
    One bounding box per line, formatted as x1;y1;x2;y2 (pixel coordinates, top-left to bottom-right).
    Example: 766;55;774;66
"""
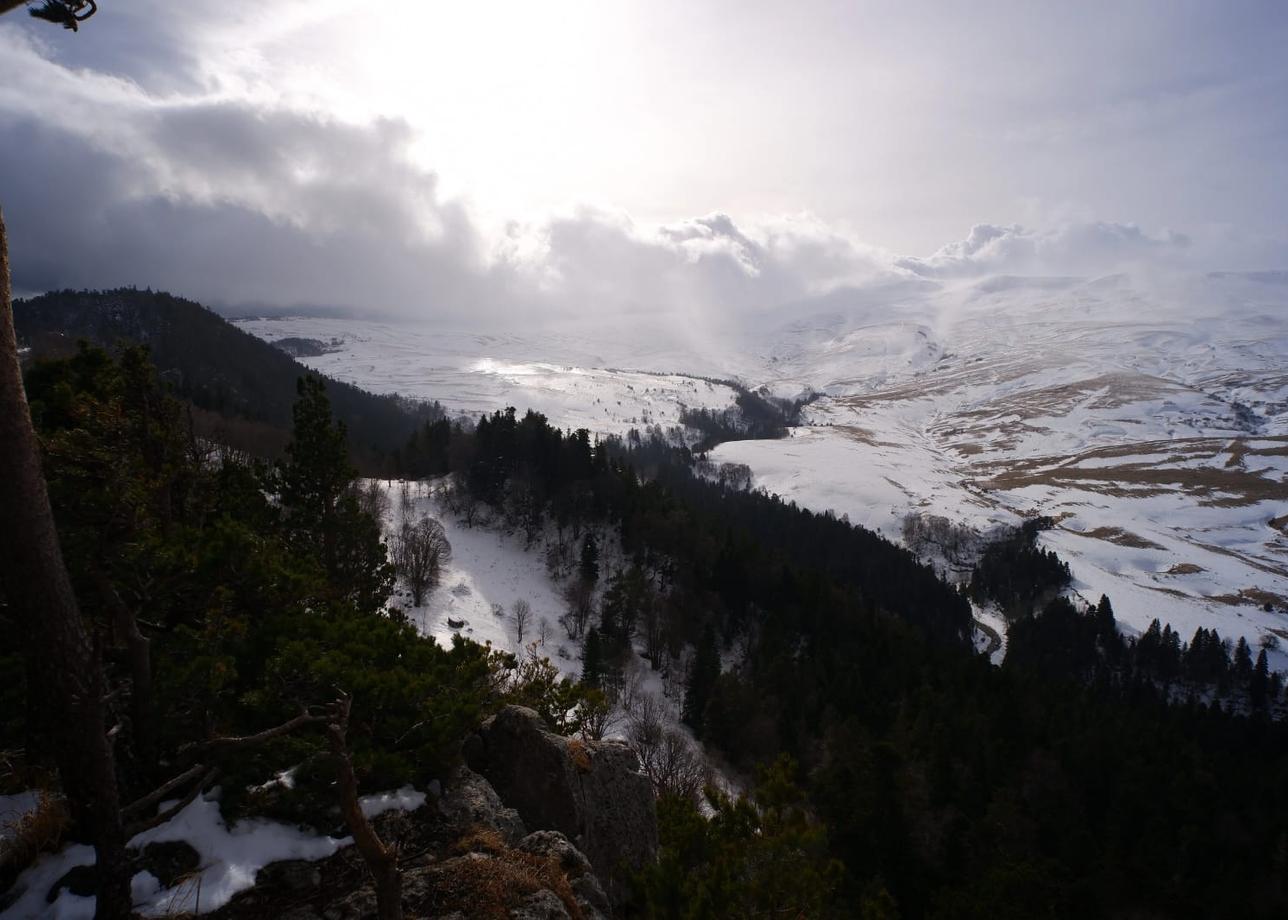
895;222;1193;279
1;19;1282;329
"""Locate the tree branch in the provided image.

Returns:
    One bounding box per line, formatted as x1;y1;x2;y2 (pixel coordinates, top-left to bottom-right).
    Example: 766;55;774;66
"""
123;763;207;818
180;710;325;759
126;767;219;838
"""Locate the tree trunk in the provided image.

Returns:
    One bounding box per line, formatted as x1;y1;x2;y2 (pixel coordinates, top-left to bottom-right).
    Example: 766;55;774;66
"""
0;209;132;919
98;575;156;770
327;696;403;920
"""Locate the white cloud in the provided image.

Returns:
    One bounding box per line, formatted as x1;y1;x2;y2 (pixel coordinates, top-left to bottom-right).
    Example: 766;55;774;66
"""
1;11;1284;325
896;222;1194;279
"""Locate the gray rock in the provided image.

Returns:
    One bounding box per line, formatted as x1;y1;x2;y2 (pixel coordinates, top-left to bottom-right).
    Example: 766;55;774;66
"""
255;858;322;893
517;831;609;918
465;706;658;906
278;908;324;920
508;888;571;920
438;764;528;845
135;840;200;889
320;887;377;920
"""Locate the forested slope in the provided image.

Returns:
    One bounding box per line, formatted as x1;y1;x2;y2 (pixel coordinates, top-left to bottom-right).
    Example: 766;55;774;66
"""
13;289;439;458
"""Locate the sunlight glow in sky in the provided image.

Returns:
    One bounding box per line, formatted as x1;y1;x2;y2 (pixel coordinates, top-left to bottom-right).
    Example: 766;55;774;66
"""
0;0;1285;317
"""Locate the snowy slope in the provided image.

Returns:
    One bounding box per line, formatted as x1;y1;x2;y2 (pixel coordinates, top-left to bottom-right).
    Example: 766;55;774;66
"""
715;271;1288;664
234;270;1288;663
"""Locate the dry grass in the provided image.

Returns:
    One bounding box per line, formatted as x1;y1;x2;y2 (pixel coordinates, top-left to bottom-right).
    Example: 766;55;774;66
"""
1192;541;1288;579
0;790;69;875
980;463;1287;507
1165;563;1206;575
835;425;901;448
1066;526;1166;550
1204;589;1286;609
567;739;593;774
423;826;583;920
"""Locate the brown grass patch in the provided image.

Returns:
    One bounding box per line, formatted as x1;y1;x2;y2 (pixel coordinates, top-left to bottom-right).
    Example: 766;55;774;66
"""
834;425;901;448
1145;585;1194;600
981;463;1287;507
567;739;593;774
0;791;69;875
1165;563;1205;575
1205;589;1288;609
1193;541;1288;579
417;838;584;920
1067;526;1165;550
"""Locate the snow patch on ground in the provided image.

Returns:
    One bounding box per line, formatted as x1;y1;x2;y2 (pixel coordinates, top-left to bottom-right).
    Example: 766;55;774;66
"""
1;783;427;919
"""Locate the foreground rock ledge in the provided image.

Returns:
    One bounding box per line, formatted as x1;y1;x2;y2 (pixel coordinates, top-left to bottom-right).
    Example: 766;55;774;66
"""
463;705;659;906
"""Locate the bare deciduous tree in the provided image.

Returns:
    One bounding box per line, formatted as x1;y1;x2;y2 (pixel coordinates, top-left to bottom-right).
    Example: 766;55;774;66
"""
354;479;391;524
562;576;594;639
625;695;707;802
391;515;450;607
512;598;532;645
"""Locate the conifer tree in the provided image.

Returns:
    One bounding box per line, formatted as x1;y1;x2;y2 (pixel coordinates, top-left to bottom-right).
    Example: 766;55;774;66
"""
1251;648;1270;710
582;627;604;688
580;532;600;584
278;376;393;613
683;624;721;735
1234;636;1254;682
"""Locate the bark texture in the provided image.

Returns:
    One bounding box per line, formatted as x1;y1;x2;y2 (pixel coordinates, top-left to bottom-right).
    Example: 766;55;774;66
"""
0;208;131;919
327;695;403;920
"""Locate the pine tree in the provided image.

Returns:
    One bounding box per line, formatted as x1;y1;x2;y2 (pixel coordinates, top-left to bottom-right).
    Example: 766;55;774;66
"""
278;376;393;613
582;627;604;688
1095;594;1116;640
580;532;600;584
1251;648;1270;710
1234;637;1254;682
683;624;721;735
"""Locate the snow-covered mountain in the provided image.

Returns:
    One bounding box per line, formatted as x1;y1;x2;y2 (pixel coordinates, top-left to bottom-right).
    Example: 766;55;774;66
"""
234;269;1288;662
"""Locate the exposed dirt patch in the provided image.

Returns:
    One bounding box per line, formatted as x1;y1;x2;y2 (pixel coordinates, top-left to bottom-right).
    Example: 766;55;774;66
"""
1145;585;1194;600
835;425;901;448
981;463;1287;507
1065;526;1166;550
1193;541;1288;579
1165;563;1206;575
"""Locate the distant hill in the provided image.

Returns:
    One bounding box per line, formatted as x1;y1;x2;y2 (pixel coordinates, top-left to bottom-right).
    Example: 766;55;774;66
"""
13;288;439;461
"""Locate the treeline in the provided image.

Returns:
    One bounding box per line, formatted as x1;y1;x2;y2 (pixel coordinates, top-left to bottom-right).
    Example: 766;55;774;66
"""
0;346;580;916
390;407;1288;918
679;386;818;450
969;516;1072;617
13;288;443;464
1010;595;1284;715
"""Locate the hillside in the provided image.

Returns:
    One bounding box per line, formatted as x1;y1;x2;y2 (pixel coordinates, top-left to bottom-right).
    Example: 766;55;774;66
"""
232;271;1288;666
13;289;437;458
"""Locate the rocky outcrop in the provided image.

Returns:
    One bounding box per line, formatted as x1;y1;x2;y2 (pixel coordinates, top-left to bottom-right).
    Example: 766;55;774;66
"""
463;706;658;905
517;831;610;919
438;764;527;845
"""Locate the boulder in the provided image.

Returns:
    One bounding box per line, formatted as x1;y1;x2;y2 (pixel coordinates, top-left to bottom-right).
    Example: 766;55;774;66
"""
517;831;610;919
464;706;658;906
438;764;527;845
135;840;200;889
254;858;322;894
509;888;571;919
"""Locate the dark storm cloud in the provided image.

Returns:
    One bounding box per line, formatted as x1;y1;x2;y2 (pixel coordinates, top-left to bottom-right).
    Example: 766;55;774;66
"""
2;5;1283;325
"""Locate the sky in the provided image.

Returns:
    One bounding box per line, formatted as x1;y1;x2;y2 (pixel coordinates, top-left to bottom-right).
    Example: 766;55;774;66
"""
0;0;1285;323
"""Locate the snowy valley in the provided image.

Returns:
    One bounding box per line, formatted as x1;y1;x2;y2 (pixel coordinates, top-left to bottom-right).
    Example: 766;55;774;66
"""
236;270;1288;670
